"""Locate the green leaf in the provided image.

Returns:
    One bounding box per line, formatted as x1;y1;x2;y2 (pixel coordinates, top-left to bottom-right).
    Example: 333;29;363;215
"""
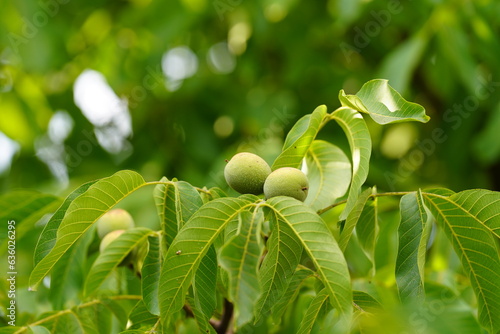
395;191;427;303
265;197;352;327
272;105;327;170
271;266;314;323
356;191;378;269
128;300;159;328
34;311;84;333
254;208;303;323
449;189;500;238
84;227;153;295
220;209;264;328
304;140;351;211
142;234;162;315
377;34;427;94
28;327;51;334
339;79;430;124
158;197;253;324
423;190;500;333
186;294;218;334
29;170;146;290
34;180;97;266
75;302;113;334
153;178;204;251
193;245;217;319
0;191;62;249
49;226;95;309
352;290;382;313
329;108;371;220
339;188;372;252
296;289;330;334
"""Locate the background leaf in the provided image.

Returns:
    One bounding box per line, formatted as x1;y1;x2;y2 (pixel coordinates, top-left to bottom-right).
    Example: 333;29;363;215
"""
304;140;351;211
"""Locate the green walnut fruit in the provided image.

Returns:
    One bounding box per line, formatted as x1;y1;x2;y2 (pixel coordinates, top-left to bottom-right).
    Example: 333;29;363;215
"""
224;152;272;195
264;167;309;201
97;208;134;239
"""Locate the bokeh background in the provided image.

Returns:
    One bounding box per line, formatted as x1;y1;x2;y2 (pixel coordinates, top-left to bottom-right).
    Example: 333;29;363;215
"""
1;0;500;197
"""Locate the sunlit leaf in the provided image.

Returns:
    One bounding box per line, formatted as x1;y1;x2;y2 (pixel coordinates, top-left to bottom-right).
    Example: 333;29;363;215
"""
339;79;430;124
329;108;371;220
29;170;147;290
272;105;327;170
34;180;97;266
193;245;217;319
304;140;351;211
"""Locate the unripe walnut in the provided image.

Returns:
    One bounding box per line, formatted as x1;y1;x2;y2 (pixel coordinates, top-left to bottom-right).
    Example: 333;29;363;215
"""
224;152;272;195
97;208;135;239
264;167;309;202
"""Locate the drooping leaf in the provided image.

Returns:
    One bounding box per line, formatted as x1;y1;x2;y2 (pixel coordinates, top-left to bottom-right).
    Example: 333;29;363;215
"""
254;209;303;323
423;190;500;333
339;187;372;251
339;79;430;124
356;190;378;269
153;178;204;251
271;266;315;323
186;294;217;334
220;209;264;328
296;289;330;334
142;234;162;315
128;300;159;329
396;191;427;303
304;140;351;211
193;245;218;319
158;197;253;324
75;301;113;334
265;197;352;328
34;180;97;266
29;170;146;290
272;105;327;170
329;108;371;220
84;227;153;295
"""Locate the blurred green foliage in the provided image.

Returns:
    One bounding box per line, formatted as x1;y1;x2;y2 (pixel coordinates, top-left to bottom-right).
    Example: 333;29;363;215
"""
1;0;500;197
